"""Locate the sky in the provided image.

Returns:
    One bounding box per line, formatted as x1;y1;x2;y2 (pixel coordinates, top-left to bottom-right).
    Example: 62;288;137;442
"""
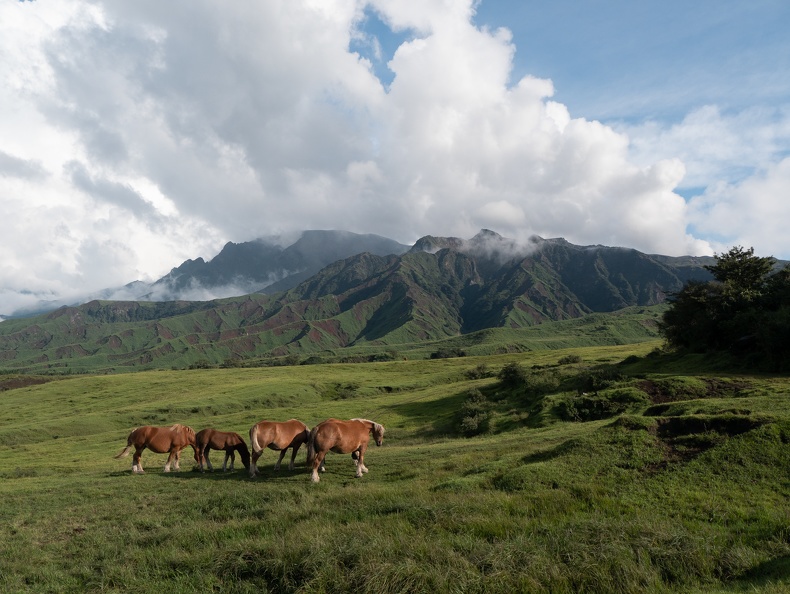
2;0;790;316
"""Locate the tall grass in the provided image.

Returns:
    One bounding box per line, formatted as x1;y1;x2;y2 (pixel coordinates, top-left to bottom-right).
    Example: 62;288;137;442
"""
1;343;788;593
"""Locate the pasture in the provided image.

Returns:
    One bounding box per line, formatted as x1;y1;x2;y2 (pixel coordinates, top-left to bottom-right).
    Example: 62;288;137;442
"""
1;341;789;593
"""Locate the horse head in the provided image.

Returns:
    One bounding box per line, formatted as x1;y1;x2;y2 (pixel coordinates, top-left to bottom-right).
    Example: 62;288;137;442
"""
179;425;200;462
372;422;385;446
237;441;251;470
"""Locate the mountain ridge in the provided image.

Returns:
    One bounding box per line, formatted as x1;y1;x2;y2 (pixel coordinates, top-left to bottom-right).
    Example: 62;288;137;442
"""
0;230;717;372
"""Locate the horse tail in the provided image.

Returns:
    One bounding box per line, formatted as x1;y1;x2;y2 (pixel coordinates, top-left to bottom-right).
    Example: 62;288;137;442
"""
249;424;260;454
306;426;319;466
114;430;135;458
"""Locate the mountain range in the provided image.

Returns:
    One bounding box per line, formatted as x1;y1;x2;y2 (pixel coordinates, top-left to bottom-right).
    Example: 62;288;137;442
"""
0;230;716;372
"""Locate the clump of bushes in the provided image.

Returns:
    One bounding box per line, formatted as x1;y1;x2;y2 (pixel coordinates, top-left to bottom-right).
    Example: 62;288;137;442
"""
497;362;528;388
320;382;360;400
558;354;583;365
430;348;467;359
457;389;490;436
465;363;493;380
556;394;629;422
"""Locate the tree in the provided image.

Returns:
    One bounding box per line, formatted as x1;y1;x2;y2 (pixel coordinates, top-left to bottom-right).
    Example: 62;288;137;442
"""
704;246;775;309
660;246;790;369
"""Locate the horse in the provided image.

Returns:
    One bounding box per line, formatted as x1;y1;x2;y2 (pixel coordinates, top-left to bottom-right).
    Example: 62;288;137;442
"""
306;418;385;482
195;428;251;473
248;419;311;478
114;424;198;474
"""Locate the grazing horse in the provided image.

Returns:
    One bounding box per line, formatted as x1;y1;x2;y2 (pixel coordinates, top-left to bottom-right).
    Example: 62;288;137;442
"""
306;418;385;482
248;419;311;478
114;424;198;474
195;428;251;473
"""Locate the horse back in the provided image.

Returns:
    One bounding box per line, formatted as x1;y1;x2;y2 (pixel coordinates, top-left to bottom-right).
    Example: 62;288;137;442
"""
314;419;368;454
252;419;309;449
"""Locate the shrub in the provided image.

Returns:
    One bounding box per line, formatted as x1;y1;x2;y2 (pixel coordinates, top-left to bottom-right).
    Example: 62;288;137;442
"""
430;348;466;359
557;395;628;422
558;354;583;365
498;362;528;388
457;389;490;436
465;363;493;380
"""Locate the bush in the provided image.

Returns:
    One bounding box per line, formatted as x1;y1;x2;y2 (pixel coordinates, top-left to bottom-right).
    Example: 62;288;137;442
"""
457;389;490;436
557;395;628;422
497;362;528;388
430;348;466;359
558;354;582;365
465;364;493;380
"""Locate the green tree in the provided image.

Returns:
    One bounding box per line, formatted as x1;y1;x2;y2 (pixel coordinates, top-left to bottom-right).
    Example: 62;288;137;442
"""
661;246;790;370
704;246;775;308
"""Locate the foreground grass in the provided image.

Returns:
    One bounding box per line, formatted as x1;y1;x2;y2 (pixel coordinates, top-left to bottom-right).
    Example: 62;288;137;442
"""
1;342;789;593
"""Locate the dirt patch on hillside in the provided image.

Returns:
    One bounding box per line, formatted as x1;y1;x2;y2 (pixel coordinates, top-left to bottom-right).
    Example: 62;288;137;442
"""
0;376;57;392
645;414;766;472
639;378;751;404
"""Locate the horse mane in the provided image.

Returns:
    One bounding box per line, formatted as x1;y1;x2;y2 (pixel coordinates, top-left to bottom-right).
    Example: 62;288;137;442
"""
351;418;385;435
170;423;195;436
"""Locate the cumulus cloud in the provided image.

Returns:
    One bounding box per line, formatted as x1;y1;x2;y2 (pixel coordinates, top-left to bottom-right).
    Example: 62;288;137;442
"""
1;0;788;315
688;157;790;258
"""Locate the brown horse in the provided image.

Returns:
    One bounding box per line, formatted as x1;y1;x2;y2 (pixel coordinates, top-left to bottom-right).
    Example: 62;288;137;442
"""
248;419;310;478
195;428;251;472
306;418;385;482
114;424;198;474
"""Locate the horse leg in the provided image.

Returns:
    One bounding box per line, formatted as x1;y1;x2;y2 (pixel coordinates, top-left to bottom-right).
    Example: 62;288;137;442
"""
198;446;206;472
249;447;262;478
288;444;300;471
311;451;326;482
274;448;287;471
164;449;177;472
355;445;369;477
132;447;145;474
174;448;182;471
222;450;233;472
205;448;214;472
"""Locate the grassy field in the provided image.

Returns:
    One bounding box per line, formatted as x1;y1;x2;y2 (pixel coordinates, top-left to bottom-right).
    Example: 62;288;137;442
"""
1;340;789;593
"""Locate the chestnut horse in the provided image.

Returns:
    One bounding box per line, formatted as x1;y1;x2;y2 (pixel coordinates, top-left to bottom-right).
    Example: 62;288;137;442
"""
248;419;311;478
306;418;385;482
195;428;251;472
114;424;198;474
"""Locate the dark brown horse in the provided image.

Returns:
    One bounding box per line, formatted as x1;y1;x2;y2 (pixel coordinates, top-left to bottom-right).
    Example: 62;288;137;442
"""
114;424;198;474
248;419;310;478
306;418;385;482
195;428;251;472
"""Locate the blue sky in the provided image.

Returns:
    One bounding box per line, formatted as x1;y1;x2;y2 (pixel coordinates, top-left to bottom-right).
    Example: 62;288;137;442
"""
1;0;790;314
474;1;790;122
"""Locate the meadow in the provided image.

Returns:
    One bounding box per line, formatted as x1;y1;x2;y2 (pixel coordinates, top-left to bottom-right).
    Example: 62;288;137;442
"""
1;340;788;593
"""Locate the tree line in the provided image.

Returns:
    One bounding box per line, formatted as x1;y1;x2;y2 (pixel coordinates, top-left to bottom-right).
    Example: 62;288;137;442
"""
660;246;790;371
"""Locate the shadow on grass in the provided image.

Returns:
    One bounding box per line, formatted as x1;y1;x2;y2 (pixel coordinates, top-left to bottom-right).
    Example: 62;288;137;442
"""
388;391;468;436
739;555;790;587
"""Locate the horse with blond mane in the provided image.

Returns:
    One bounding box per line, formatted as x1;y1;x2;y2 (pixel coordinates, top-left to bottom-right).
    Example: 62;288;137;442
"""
306;418;385;482
114;424;198;474
195;428;250;472
248;419;310;478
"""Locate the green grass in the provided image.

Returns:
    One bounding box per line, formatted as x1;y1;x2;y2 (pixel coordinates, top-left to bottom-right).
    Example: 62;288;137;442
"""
1;343;789;593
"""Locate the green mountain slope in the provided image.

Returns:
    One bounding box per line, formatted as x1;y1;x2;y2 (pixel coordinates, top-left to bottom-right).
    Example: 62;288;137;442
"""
0;231;711;373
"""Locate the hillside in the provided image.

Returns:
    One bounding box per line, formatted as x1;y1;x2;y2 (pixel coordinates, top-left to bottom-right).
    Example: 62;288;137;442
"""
0;344;788;592
0;231;713;373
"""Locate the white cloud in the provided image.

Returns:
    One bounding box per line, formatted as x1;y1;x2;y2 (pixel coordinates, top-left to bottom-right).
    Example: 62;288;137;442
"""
688;157;790;258
1;0;788;315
